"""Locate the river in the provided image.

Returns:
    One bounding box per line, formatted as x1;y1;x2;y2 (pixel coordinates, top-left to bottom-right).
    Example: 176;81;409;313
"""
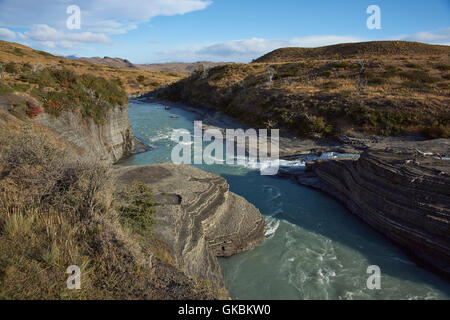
118;100;450;300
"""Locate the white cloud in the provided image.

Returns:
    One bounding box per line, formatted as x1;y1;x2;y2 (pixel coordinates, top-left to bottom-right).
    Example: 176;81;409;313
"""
0;0;211;34
0;27;16;39
25;24;64;42
41;41;56;49
158;35;362;62
0;0;211;50
24;24;111;49
399;28;450;44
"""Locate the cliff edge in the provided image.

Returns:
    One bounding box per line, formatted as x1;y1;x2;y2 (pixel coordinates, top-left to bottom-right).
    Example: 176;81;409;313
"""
36;106;135;163
114;163;266;290
304;140;450;276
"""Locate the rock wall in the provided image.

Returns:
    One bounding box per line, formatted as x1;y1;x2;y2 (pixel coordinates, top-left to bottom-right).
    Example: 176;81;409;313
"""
36;106;135;163
306;143;450;276
114;163;266;289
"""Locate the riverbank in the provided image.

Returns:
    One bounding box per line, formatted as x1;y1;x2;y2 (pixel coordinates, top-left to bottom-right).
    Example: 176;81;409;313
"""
120;100;450;299
135;96;450;281
139;95;430;158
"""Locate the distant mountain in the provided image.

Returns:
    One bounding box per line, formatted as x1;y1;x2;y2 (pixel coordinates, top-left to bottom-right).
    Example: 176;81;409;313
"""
80;56;138;69
159;40;450;139
75;56;228;73
138;62;229;73
60;54;81;60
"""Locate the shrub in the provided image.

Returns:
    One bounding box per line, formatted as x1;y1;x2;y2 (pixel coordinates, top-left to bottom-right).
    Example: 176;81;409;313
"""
0;127;157;299
422;125;449;139
322;81;339;89
400;70;437;84
22;67;127;123
331;61;348;69
4;62;17;74
26;102;43;117
404;62;422;69
117;182;156;237
0;82;13;95
367;76;387;86
13;48;24;57
434;63;450;71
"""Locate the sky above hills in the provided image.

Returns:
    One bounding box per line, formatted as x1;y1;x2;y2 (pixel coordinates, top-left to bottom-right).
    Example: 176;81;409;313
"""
0;0;449;63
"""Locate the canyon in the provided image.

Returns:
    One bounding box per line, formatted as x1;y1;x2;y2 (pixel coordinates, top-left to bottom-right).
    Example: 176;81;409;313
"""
281;139;450;277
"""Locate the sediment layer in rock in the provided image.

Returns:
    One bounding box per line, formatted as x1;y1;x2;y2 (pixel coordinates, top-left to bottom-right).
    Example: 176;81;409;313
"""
36;107;135;163
114;163;266;289
302;140;450;276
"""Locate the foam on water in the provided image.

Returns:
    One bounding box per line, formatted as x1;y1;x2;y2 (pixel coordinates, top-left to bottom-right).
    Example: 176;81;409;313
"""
265;217;280;238
121;101;450;300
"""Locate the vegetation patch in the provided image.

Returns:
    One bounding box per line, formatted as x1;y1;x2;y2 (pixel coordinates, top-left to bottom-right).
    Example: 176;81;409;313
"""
117;182;157;237
159;42;449;139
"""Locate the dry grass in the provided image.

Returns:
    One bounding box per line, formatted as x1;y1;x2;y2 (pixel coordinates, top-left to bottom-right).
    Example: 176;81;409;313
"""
0;125;215;299
254;41;450;63
0;40;185;96
160;41;449;138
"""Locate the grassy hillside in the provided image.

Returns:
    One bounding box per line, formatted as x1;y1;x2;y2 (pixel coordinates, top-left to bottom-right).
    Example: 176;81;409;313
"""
0;123;216;299
0;40;184;97
0;41;224;299
255;41;450;63
0;40;187;124
159;41;450;138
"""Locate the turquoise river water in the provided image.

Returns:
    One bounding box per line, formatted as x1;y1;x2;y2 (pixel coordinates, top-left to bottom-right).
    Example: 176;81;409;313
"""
118;101;450;300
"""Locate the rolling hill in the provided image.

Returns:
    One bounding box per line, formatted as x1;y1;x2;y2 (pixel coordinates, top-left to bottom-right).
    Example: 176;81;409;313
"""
0;40;185;97
159;41;450;139
254;41;450;63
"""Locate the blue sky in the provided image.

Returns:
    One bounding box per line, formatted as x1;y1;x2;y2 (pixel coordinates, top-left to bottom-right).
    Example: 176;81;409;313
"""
0;0;449;63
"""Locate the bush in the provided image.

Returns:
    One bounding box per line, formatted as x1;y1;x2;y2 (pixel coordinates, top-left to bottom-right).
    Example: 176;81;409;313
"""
367;76;387;86
422;125;449;139
26;102;43;117
400;70;437;84
13;48;24;57
434;63;450;72
322;81;339;89
404;62;422;69
4;62;17;74
0;82;13;95
117;182;156;237
0;126;158;299
21;67;127;123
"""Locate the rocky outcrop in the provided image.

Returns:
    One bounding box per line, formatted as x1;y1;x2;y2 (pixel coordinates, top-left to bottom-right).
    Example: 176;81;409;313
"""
36;107;135;163
300;140;450;276
114;163;266;289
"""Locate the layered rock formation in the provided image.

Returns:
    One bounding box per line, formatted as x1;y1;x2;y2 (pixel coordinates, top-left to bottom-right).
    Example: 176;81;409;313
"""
114;163;266;289
300;140;450;276
36;107;135;163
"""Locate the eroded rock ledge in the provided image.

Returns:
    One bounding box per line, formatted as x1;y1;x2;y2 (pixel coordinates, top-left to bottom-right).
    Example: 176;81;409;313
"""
297;140;450;276
114;163;266;290
36;107;136;163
